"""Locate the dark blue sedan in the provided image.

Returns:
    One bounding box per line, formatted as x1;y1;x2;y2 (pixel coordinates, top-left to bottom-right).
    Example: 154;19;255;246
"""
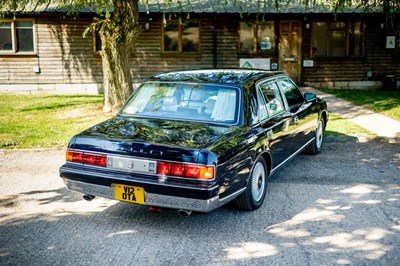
60;69;328;215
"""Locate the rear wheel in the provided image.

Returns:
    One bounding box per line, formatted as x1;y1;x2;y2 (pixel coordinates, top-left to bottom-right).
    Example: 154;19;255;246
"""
305;116;325;155
233;157;268;211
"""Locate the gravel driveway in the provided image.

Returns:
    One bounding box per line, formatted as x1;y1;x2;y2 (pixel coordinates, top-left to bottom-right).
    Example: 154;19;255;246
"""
0;140;399;266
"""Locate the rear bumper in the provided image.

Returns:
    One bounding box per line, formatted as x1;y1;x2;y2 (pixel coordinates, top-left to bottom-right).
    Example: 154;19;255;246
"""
60;164;244;212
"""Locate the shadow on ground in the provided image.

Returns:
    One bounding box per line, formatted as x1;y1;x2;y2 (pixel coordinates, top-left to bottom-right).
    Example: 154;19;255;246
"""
0;139;399;265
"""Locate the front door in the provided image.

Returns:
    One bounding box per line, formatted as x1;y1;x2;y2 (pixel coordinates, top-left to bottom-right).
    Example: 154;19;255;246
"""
279;21;302;83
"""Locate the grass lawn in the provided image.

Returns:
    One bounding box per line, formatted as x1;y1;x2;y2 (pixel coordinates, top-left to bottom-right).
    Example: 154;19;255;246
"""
0;94;377;149
325;113;376;141
322;89;400;121
0;95;112;149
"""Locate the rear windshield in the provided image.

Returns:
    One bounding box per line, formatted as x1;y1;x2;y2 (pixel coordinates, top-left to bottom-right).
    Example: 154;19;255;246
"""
120;82;240;124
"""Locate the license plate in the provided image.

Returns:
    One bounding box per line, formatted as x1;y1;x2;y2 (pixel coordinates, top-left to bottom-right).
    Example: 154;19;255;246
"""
114;184;145;204
107;156;156;174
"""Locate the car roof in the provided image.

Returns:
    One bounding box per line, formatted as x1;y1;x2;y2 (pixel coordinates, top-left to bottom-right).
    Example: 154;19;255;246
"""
148;69;285;86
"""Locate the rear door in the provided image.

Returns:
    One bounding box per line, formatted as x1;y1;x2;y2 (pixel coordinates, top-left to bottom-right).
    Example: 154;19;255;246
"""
277;78;317;149
256;80;293;168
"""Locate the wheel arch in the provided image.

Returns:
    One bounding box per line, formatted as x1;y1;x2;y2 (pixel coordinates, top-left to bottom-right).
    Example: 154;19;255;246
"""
255;151;272;177
320;110;328;128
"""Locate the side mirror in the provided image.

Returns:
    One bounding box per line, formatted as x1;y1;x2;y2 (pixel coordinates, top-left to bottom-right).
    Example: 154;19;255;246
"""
304;93;317;103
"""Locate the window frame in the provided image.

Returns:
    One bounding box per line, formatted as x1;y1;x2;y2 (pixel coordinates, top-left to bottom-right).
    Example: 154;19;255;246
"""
277;78;305;110
310;20;365;58
238;20;276;55
255;79;286;122
0;19;36;55
161;20;201;54
120;81;241;126
93;29;102;53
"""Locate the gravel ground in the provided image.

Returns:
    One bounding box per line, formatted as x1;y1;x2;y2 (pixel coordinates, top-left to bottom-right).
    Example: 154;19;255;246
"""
0;140;399;266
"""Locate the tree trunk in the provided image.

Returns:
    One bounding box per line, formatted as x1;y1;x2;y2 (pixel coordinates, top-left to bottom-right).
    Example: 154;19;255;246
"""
99;0;141;112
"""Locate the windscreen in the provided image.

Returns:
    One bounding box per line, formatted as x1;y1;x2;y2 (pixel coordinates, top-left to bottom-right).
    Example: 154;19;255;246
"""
120;82;240;124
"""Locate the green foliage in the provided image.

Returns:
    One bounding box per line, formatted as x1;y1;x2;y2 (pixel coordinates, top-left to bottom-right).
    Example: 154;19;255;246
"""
323;89;400;121
0;95;112;149
325;113;376;141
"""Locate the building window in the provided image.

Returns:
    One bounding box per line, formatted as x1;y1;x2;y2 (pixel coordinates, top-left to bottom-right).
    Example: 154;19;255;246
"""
162;20;200;53
311;21;364;57
94;30;102;52
0;20;35;53
239;21;275;54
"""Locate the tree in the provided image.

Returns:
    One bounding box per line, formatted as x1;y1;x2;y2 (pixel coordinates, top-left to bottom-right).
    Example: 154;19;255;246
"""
1;0;399;112
93;0;140;112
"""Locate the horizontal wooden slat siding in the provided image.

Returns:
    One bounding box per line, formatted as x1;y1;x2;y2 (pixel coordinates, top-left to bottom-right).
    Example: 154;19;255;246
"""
0;15;103;85
1;13;398;92
216;16;239;68
130;16;217;83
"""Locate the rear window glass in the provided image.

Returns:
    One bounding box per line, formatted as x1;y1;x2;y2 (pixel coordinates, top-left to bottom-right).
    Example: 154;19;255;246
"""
120;82;240;124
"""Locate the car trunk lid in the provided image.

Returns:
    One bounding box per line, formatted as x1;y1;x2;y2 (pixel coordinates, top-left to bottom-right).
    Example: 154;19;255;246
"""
69;116;231;164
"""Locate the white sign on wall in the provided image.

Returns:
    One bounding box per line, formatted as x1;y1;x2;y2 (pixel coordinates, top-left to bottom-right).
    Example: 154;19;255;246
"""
240;58;271;70
303;60;314;67
386;36;395;49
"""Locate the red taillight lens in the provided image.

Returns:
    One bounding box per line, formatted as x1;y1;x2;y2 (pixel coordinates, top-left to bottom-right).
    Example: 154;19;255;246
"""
157;162;171;175
83;153;107;167
186;165;200;178
171;164;185;176
66;150;106;167
96;155;107;167
66;151;83;163
83;154;96;165
157;162;214;180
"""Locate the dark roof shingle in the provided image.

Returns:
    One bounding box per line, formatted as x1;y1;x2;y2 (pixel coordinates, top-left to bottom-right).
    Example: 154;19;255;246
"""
3;0;382;14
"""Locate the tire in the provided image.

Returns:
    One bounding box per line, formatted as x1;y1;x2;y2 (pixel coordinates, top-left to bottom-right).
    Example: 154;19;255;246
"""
305;116;325;155
233;157;268;211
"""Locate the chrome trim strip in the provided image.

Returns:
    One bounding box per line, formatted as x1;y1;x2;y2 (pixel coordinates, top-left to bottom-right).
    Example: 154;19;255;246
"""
65;151;216;182
64;179;115;199
218;187;246;205
62;179;242;213
270;137;315;176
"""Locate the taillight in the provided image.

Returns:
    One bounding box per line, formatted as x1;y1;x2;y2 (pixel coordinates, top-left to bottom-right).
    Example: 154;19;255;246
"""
66;150;107;167
66;150;83;163
171;164;185;176
66;150;214;179
157;162;170;175
156;162;214;180
187;165;214;179
83;153;107;167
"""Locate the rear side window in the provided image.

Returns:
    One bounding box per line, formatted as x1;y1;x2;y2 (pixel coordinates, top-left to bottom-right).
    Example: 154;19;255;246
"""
278;79;304;109
257;81;285;120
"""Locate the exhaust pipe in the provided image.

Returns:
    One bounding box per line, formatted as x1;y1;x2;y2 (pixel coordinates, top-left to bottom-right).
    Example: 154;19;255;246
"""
178;209;192;217
83;195;95;201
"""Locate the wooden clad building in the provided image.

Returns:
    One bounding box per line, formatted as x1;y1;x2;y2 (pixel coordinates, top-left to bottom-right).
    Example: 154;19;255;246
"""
0;1;399;94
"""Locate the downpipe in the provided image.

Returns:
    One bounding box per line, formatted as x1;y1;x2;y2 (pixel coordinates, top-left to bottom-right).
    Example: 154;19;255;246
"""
83;195;95;201
178;209;192;217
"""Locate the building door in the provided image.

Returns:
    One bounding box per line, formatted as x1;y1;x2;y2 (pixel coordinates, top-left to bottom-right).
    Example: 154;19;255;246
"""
279;21;302;83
